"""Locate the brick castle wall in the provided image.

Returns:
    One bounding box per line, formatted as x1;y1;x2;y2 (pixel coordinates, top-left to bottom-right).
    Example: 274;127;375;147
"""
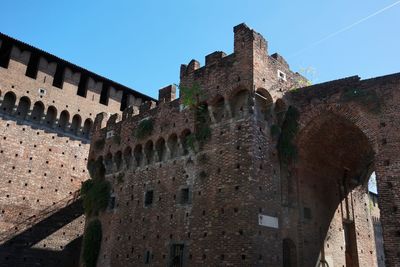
0;33;153;267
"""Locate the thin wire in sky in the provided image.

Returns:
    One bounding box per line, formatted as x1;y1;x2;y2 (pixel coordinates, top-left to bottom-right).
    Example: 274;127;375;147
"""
289;1;400;58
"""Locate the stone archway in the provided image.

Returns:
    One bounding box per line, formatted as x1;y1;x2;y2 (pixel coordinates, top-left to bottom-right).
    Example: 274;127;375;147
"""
292;111;377;267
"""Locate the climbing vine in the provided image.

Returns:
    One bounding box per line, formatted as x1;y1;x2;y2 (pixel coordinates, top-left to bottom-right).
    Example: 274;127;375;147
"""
81;179;110;216
82;219;102;267
180;84;212;152
134;118;154;139
277;106;300;165
81;157;111;267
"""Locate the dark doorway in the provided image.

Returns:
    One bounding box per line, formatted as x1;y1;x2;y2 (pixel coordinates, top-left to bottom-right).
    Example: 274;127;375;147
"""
283;238;297;267
169;244;184;267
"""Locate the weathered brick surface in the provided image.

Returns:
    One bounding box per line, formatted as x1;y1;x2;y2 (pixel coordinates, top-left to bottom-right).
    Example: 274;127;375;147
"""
0;33;152;266
88;24;398;267
1;23;398;267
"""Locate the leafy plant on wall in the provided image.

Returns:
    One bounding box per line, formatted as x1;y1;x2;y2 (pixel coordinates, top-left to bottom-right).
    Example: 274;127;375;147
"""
81;157;111;267
179;83;212;151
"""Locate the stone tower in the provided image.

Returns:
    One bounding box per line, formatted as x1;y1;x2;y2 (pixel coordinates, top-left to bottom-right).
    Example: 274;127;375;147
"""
87;24;400;267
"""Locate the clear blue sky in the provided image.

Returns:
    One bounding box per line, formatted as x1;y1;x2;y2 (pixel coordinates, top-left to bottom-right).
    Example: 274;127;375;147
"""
2;0;399;98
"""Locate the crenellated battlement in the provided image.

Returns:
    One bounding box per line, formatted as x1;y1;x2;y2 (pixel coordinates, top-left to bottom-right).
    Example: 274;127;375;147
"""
90;24;307;144
179;23;305;104
0;32;154;112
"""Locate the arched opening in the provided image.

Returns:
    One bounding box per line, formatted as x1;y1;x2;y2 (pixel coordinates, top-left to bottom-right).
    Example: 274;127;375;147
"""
367;172;385;267
16;96;31;119
1;91;16;114
124;146;132;169
210;95;225;122
45;106;57;126
255;88;273;121
105;152;113;173
31;101;44;122
230;89;249;118
82;118;93;139
180;129;192;156
134;144;143;168
58;110;70;131
155;138;166;162
70;114;82;135
114;151;122;171
167;134;178;159
144;140;154;165
283;238;297;267
294;113;375;267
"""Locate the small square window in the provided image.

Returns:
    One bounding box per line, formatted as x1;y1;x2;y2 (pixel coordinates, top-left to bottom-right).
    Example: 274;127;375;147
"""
277;70;287;81
180;188;190;204
144;190;154;206
38;88;47;95
106;130;114;139
303;207;312;220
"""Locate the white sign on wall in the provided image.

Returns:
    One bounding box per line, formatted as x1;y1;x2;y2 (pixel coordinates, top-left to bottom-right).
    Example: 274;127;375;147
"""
258;214;279;229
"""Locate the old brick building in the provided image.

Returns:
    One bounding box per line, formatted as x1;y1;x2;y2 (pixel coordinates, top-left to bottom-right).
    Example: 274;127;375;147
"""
0;33;153;266
87;24;400;267
0;23;398;267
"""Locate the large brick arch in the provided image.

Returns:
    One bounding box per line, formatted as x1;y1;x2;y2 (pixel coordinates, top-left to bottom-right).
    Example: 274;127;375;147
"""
285;99;399;266
294;105;378;266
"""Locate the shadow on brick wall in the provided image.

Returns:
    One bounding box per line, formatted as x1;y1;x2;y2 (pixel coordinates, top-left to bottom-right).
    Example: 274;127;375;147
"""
0;199;84;267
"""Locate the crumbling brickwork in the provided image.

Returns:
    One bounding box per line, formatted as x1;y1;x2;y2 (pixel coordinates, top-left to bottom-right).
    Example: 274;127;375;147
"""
0;33;153;267
87;24;399;267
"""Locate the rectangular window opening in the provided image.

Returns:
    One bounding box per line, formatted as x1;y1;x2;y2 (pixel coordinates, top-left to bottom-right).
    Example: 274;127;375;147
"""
303;207;312;220
169;244;184;267
180;188;190;204
277;70;287;81
144;190;154;206
145;250;150;264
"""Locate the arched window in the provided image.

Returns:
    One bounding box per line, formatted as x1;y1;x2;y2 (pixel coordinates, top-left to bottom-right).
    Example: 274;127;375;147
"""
180;129;192;156
167;134;178;159
16;96;31;119
211;95;225;122
105;152;113;173
255;88;273;121
70;114;82;135
155;138;166;162
58;110;70;130
144;140;154;165
134;144;143;168
1;91;16;114
231;89;249;118
82;118;93;139
31;101;44;122
124;146;132;168
45;106;57;126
